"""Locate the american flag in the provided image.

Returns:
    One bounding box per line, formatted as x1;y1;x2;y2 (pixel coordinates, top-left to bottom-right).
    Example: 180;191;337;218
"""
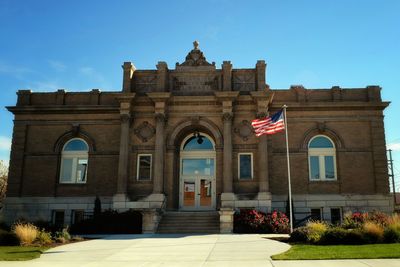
251;109;285;136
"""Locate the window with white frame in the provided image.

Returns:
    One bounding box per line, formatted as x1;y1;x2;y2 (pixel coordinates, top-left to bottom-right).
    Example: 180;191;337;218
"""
238;153;253;180
137;154;152;180
308;135;337;181
60;138;89;184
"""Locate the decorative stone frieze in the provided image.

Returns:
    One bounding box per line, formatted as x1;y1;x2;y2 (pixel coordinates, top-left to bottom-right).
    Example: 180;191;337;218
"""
234;120;253;141
134;121;155;143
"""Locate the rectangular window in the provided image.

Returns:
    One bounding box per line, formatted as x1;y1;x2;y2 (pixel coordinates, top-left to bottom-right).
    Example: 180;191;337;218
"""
52;210;65;228
182;158;214;176
60;158;73;183
324;156;335;179
310;156;320;180
71;210;84;225
310;208;322;221
76;159;88;182
238;153;253;180
137;154;152;180
331;208;342;224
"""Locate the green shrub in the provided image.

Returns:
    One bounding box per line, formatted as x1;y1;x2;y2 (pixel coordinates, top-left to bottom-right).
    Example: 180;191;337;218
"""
306;221;328;244
55;228;71;241
36;229;52;245
362;221;384;243
289;226;309;243
384;226;400;243
344;229;365;245
12;223;38;245
319;227;348;245
0;229;20;246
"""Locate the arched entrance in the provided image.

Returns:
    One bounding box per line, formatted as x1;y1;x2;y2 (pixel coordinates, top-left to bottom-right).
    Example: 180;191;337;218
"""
179;132;216;210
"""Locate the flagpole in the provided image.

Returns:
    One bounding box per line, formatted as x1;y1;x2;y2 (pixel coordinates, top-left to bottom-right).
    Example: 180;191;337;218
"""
283;105;293;233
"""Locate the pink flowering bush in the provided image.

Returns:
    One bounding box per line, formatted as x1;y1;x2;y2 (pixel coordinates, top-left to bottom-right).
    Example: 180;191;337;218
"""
233;209;289;234
265;211;290;234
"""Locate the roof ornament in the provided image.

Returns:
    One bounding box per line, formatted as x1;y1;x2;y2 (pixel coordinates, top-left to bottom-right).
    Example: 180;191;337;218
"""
176;40;213;67
193;40;199;50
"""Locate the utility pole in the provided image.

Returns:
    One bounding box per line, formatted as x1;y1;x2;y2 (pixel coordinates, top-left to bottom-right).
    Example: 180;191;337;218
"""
388;149;396;207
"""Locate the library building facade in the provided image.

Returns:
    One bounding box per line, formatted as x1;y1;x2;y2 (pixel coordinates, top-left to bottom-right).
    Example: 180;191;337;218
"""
2;42;393;233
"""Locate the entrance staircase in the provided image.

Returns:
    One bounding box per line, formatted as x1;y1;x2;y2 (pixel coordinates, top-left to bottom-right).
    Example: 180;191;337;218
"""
157;211;220;234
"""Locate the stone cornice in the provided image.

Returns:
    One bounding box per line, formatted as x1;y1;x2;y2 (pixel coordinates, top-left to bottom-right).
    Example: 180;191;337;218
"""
6;105;119;115
270;101;390;111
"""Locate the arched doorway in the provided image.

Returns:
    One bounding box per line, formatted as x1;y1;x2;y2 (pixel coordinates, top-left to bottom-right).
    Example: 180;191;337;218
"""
179;132;216;210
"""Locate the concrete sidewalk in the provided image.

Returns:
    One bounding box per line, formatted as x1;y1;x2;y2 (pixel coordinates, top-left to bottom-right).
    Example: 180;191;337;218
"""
0;234;399;266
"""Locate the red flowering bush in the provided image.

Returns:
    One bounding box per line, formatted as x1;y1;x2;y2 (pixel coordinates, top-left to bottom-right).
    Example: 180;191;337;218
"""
233;209;289;234
265;211;290;234
234;209;266;233
343;211;390;229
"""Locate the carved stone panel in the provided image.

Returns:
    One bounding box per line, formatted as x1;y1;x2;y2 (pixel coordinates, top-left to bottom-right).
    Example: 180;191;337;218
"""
233;72;255;91
134;74;157;93
134;121;156;142
234;120;254;141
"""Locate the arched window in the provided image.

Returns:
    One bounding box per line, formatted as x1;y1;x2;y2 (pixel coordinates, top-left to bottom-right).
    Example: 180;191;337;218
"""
182;133;214;151
60;138;89;184
308;135;337;181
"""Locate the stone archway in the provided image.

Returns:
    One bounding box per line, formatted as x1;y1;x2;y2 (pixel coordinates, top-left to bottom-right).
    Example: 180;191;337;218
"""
164;117;222;210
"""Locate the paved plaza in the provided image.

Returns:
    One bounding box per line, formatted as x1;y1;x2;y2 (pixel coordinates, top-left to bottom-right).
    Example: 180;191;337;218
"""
1;234;400;267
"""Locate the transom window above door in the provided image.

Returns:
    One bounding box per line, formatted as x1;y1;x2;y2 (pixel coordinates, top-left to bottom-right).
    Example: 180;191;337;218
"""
182;132;214;151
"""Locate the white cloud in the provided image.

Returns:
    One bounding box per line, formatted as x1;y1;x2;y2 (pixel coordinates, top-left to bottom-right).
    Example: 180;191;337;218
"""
0;136;11;151
48;60;66;72
79;66;95;75
79;66;110;89
388;143;400;151
0;61;34;79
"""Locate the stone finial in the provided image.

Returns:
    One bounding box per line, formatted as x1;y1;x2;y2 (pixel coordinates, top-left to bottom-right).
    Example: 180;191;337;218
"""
193;40;199;50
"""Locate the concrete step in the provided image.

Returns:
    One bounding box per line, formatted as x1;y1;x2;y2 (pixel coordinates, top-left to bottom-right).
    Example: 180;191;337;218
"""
157;211;220;234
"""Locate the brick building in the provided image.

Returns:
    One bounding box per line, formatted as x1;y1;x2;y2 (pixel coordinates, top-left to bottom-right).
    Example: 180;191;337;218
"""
2;42;393;233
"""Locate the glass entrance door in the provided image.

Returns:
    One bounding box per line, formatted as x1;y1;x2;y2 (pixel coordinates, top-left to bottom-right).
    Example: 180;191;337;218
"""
180;158;216;210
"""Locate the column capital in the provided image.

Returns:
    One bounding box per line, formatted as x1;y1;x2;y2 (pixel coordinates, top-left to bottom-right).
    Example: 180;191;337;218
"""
250;91;274;114
120;113;131;123
155;113;167;123
222;112;233;122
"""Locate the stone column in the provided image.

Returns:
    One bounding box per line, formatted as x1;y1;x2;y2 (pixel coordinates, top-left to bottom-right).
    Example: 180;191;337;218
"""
115;94;135;197
215;92;239;207
257;115;269;192
146;92;171;198
250;92;273;209
222;112;233;193
153;113;166;194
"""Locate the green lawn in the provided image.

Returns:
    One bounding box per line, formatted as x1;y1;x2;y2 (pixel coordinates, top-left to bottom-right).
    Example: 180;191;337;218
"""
0;246;49;261
272;243;400;260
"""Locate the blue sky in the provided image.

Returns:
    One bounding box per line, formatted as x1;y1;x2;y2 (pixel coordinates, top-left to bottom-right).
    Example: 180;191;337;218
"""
0;1;399;187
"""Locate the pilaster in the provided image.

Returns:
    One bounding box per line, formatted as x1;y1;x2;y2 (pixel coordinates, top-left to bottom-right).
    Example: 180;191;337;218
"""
215;92;239;196
122;62;136;93
147;92;171;195
115;93;135;195
250;91;274;194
